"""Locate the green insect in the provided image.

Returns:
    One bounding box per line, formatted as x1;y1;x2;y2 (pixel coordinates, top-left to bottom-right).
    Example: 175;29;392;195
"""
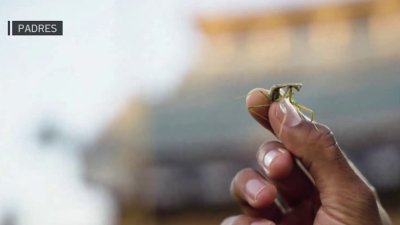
247;83;316;136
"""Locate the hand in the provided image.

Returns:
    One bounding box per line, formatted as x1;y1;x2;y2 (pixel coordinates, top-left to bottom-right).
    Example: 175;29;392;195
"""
222;88;392;225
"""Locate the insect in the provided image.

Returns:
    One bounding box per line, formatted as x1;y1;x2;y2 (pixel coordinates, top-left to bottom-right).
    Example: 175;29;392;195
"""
247;83;316;136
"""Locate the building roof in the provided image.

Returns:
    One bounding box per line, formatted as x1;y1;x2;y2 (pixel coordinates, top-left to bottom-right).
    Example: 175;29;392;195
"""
197;0;400;36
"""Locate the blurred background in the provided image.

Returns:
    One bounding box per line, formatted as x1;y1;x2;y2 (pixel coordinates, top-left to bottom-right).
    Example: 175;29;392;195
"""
1;0;400;224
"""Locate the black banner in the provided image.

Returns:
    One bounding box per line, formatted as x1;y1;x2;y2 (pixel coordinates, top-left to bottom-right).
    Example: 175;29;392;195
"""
9;21;63;36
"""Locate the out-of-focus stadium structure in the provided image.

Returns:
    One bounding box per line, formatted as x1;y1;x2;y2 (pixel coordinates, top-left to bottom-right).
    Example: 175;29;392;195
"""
85;1;400;224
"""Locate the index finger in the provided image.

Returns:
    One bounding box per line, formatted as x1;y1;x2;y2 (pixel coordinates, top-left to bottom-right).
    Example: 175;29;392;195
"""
246;88;273;131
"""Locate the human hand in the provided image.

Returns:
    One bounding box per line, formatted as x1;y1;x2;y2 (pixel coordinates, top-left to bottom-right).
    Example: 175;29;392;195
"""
222;88;392;225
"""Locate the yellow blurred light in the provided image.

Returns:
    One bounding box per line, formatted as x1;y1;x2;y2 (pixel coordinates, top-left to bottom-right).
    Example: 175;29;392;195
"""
369;13;400;55
308;21;352;64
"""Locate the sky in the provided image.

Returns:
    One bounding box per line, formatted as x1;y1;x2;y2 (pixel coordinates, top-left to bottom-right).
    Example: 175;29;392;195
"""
0;0;352;224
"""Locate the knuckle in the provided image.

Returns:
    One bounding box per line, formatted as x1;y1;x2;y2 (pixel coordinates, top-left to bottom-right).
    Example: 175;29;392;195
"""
359;185;377;205
350;181;377;203
307;124;339;157
303;123;342;161
361;184;376;200
308;125;337;148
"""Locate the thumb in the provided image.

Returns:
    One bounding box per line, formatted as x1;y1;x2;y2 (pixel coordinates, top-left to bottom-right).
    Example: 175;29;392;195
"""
268;98;368;196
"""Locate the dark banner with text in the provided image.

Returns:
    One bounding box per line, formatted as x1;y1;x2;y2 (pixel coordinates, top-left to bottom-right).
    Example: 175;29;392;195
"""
8;21;63;36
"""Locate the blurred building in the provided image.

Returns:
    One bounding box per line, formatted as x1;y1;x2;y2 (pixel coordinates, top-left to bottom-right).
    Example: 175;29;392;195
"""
85;99;156;225
85;1;400;224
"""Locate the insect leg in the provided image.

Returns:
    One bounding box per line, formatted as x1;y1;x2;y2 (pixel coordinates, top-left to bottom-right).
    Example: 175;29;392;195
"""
275;88;288;102
292;102;319;130
248;104;270;121
293;102;314;121
278;111;287;138
277;88;291;137
287;87;294;103
258;90;270;100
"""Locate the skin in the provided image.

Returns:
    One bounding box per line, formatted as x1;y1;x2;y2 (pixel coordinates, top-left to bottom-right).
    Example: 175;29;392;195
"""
222;88;392;225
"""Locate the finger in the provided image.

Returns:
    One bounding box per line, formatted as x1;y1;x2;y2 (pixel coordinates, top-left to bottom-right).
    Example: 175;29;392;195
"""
268;99;372;197
246;89;379;222
278;200;316;225
221;215;276;225
257;141;316;206
246;88;273;131
246;89;317;206
230;168;282;219
231;168;277;208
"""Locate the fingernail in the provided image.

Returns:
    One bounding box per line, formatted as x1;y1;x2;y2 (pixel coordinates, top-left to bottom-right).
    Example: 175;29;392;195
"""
246;88;258;102
251;221;274;225
262;149;284;174
246;88;268;102
277;98;301;127
250;220;274;225
221;217;236;225
245;179;267;202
